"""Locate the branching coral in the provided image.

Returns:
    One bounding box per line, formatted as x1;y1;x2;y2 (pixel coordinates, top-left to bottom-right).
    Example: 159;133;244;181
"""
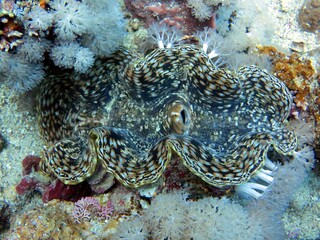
72;197;114;223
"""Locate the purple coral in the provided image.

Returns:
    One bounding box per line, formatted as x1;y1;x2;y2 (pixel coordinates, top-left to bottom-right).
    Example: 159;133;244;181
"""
72;197;99;223
72;197;114;223
97;200;114;220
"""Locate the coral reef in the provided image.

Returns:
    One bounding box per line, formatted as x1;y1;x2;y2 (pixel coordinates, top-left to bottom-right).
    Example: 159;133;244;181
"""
108;185;143;216
315;125;320;175
16;154;118;202
4;191;141;239
257;45;319;176
0;51;45;92
86;163;116;194
9;144;318;239
15;155;47;196
111;215;148;240
186;0;231;22
5;200;100;239
15;175;43;196
187;0;215;22
287;118;315;148
1;0;319;239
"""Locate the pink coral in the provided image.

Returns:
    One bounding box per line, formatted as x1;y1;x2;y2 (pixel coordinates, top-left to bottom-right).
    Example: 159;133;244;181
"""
72;197;100;223
97;200;114;220
72;197;114;223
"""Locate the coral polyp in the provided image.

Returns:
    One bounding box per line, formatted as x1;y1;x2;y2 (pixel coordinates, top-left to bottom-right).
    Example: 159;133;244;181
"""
37;28;297;195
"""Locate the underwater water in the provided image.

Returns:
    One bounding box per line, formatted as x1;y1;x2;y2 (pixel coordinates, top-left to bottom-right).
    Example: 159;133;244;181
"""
0;0;319;239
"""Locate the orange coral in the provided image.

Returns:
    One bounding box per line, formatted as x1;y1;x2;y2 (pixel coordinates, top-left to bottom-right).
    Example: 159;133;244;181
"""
39;0;50;9
258;46;316;111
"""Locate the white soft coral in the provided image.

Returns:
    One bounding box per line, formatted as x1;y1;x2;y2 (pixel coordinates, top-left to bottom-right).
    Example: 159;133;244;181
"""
195;27;227;65
51;0;91;40
50;42;94;73
24;6;54;32
148;23;182;49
